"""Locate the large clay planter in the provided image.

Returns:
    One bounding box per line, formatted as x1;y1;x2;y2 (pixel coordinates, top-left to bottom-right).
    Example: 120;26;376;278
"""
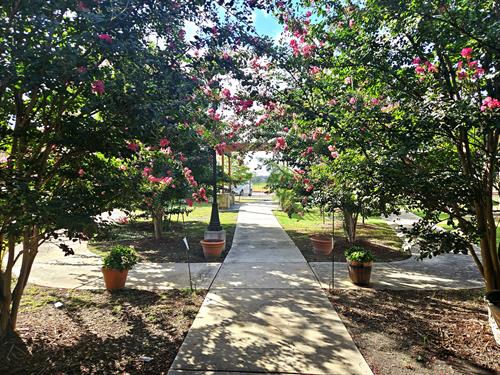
200;239;224;260
310;235;333;256
347;260;373;286
102;268;128;290
485;290;500;345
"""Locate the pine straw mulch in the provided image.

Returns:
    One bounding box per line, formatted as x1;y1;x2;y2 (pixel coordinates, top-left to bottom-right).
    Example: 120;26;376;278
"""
330;288;499;375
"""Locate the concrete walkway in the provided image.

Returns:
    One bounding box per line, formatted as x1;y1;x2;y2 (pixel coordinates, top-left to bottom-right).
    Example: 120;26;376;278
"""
311;211;483;290
169;201;373;375
10;238;220;290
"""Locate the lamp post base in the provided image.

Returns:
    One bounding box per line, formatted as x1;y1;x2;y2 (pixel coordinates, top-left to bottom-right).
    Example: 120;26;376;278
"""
204;229;226;251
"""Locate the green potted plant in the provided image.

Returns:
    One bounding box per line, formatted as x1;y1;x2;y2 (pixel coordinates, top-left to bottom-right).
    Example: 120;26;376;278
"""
345;246;375;286
102;245;139;290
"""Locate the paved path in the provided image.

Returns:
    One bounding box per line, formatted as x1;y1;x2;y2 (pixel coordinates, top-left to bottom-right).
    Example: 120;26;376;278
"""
169;201;372;375
10;236;219;290
311;211;483;290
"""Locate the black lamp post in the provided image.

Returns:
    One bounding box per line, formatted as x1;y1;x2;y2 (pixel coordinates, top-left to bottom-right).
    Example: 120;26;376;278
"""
207;148;222;231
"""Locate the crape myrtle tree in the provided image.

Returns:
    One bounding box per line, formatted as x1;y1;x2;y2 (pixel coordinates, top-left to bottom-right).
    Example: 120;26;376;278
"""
0;0;267;337
271;0;500;292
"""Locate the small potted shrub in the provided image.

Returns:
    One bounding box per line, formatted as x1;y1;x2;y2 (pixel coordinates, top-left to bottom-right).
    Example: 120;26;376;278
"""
309;234;334;255
345;246;375;286
200;239;225;260
102;245;139;290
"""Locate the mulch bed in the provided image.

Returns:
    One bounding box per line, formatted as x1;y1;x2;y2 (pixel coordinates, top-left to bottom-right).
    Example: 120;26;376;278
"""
91;219;236;263
330;289;499;375
289;233;411;262
0;287;205;374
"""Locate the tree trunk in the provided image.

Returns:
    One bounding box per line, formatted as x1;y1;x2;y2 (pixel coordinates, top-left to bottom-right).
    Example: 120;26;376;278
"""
0;236;16;338
0;228;39;337
342;208;358;243
153;211;163;240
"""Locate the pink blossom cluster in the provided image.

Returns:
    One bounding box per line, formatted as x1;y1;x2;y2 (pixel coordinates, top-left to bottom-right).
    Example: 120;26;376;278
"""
255;113;269;127
91;80;105;95
234;98;253;113
160;138;170;147
481;97;500;112
183;167;198;187
328;145;339;159
412;57;438;80
98;33;113;43
127;142;139;152
208;108;222;121
192;187;208;203
274;137;287;151
215;142;227;155
456;48;484;80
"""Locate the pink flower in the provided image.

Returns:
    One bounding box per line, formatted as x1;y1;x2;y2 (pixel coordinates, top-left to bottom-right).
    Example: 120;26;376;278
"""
222;51;231;60
461;47;473;60
415;66;425;74
215;142;227;155
348;19;355;28
127;142;139;152
309;66;321;75
306;146;313;154
283;127;289;132
255;113;269;127
475;67;485;77
371;98;380;106
142;167;152;176
185;198;194;207
344;77;352;85
412;57;422;65
159;138;170;147
480;97;500;112
221;88;231;99
328;98;337;106
349;97;357;105
305;10;312;17
78;168;85;177
305;184;314;192
91;80;105;95
425;61;438;73
457;70;467;80
328;145;335;152
98;34;113;43
468;60;478;68
330;151;339;159
274;137;287;151
119;165;127;171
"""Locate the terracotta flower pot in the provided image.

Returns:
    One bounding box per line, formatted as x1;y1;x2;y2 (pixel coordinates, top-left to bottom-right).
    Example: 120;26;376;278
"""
309;235;334;255
200;239;224;260
102;268;129;290
347;260;373;286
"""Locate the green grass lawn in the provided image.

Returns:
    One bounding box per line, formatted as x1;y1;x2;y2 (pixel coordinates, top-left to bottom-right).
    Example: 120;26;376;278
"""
274;209;407;262
89;203;238;263
252;182;268;192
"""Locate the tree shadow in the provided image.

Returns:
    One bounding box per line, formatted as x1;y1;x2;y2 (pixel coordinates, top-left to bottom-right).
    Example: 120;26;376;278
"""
0;289;204;374
330;289;499;374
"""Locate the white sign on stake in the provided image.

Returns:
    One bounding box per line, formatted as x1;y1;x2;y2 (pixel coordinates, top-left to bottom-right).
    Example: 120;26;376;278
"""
183;237;189;251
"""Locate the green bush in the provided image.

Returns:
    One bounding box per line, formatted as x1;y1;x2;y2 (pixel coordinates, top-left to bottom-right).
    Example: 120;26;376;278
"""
344;246;375;263
102;245;139;271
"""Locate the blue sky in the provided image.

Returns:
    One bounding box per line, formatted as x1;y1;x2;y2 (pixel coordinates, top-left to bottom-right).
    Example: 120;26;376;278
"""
253;9;283;38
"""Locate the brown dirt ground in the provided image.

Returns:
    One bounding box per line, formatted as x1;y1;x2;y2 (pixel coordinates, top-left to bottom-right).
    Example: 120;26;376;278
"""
289;233;411;262
91;219;236;263
330;289;500;375
0;287;205;374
